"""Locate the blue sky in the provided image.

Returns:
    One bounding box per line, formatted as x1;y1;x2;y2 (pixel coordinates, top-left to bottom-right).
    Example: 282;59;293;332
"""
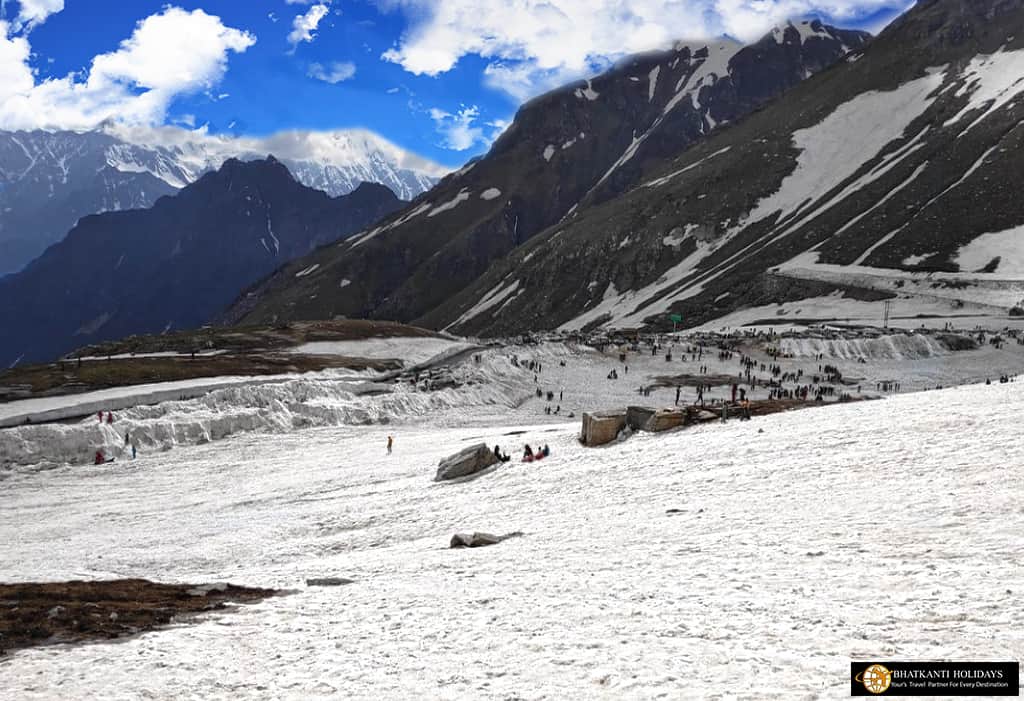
1;0;911;168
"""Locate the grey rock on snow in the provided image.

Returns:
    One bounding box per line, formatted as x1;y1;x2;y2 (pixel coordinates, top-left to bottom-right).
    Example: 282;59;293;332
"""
434;443;499;481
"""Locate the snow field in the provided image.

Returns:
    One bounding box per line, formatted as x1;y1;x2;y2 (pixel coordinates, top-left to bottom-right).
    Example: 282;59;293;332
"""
1;380;1022;698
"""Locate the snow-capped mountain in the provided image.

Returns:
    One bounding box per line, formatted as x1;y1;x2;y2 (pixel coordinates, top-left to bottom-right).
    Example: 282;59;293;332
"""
0;158;404;366
225;20;869;328
0;126;445;275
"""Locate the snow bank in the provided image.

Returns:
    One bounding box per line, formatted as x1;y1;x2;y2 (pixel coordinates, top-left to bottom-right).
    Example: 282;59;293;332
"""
780;333;953;360
287;337;474;368
0;351;522;469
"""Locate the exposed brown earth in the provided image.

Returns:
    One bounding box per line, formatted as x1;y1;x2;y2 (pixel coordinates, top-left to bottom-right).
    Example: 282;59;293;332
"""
0;579;278;657
0;319;438;402
69;319;440;357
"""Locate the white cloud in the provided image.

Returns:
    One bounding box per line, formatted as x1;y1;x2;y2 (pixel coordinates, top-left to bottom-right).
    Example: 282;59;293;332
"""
288;3;329;47
0;7;255;131
377;0;896;99
429;105;494;151
13;0;63;31
307;60;356;83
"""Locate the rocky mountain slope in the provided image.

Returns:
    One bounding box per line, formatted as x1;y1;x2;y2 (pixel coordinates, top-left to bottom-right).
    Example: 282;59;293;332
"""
0;158;403;366
0;127;443;275
426;0;1024;335
226;21;869;328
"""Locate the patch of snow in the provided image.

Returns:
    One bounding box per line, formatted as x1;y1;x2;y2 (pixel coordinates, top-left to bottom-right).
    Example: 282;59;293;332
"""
349;201;433;248
427;189;471;218
662;225;698;247
648;65;660;101
955;225;1024;274
295;264;320;278
902;253;932;266
454;280;522;326
339;278;352;288
574;79;599;101
543;145;556;162
288;338;473;368
642;146;732;188
944;48;1024;135
480;188;502;201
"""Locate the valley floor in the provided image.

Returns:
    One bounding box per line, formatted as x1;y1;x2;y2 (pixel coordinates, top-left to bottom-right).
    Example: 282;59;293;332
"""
1;354;1022;698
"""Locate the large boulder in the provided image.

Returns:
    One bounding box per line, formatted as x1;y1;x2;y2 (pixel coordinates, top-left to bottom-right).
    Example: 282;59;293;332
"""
450;532;501;548
434;443;499;481
580;410;627;446
643;408;687;432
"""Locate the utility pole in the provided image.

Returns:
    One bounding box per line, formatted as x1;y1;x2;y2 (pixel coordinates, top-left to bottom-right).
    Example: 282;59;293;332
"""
883;300;892;329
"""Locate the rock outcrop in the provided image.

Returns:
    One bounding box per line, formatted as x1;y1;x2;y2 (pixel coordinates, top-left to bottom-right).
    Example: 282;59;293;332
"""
449;531;524;548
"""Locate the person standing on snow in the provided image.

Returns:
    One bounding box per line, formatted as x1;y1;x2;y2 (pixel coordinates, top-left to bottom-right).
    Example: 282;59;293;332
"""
387;435;394;455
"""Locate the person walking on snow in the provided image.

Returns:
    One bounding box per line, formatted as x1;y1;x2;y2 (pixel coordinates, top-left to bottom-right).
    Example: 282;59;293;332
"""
387;435;393;455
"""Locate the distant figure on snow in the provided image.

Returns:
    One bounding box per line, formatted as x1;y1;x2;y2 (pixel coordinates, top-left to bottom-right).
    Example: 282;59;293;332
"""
95;450;105;465
387;435;394;455
131;444;137;460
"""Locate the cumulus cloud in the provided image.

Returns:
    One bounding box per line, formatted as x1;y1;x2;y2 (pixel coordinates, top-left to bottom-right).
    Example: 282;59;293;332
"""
13;0;64;31
287;3;329;48
0;7;255;131
307;60;356;83
430;105;501;151
378;0;897;98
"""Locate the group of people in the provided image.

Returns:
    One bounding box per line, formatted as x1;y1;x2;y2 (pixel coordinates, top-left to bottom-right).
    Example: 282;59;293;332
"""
490;443;550;463
520;443;550;462
93;410;138;464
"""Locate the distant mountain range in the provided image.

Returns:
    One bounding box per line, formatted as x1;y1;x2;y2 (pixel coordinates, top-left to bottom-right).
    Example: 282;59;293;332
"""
224;20;871;330
0;125;444;275
0;157;403;366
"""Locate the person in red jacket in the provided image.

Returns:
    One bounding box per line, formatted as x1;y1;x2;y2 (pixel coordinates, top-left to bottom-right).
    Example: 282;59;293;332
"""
94;450;105;465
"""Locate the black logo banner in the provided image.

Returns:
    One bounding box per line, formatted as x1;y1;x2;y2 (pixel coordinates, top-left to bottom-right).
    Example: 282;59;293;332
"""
851;661;1019;696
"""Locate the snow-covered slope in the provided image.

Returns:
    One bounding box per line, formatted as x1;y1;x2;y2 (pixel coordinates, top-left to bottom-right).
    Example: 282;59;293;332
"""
0;126;444;274
426;0;1024;336
0;357;1021;698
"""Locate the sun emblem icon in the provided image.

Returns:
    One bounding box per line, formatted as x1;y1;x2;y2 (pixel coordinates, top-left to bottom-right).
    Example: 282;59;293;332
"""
859;664;893;694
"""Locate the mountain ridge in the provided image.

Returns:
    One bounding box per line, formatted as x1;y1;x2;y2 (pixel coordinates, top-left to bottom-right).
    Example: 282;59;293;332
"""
0;125;443;275
226;19;870;330
0;157;404;366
